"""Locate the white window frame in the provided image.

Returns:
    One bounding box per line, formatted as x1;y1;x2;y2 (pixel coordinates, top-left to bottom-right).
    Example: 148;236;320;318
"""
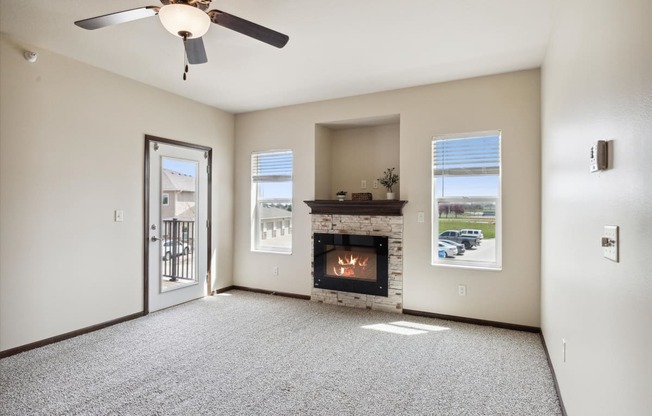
431;130;502;270
251;150;293;254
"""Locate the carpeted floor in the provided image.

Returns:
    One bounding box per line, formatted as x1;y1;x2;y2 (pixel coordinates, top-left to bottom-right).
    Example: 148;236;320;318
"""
0;290;562;415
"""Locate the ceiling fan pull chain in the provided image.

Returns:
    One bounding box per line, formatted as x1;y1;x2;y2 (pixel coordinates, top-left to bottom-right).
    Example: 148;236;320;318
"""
182;33;189;81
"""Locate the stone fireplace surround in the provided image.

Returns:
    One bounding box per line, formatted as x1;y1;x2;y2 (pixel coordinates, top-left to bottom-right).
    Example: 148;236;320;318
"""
309;209;404;313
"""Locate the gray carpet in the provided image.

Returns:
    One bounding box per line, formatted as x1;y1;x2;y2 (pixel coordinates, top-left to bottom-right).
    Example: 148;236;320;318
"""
0;290;562;415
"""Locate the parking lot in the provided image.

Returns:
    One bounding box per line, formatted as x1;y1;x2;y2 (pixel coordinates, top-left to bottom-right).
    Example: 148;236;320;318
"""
446;238;495;262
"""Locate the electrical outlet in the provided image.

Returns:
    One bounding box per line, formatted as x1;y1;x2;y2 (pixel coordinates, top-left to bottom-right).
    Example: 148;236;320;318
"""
458;284;466;296
417;212;425;223
373;179;379;189
562;339;567;363
273;266;279;276
361;180;367;189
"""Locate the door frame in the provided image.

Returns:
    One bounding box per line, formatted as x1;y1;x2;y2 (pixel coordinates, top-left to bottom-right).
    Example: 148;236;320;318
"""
144;134;212;314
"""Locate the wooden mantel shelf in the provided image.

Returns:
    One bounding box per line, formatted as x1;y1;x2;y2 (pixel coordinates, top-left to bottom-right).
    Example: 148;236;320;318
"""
304;200;408;216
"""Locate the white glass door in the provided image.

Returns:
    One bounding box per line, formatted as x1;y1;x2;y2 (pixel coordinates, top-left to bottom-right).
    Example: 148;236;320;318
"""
147;140;209;312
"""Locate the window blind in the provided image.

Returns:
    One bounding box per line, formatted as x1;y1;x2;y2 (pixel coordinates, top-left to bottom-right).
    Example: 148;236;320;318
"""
252;150;293;183
433;135;500;177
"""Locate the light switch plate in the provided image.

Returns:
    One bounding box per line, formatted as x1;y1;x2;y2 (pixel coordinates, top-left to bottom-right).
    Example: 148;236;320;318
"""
115;210;124;222
603;225;619;262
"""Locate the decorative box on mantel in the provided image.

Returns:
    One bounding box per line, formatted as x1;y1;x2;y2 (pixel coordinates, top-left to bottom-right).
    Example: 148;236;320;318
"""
305;200;407;313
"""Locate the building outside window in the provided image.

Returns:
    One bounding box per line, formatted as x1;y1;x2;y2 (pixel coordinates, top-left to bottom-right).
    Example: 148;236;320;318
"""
432;131;501;269
251;150;293;253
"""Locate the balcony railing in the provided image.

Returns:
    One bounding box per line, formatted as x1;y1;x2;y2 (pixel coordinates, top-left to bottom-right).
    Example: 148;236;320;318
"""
161;219;195;282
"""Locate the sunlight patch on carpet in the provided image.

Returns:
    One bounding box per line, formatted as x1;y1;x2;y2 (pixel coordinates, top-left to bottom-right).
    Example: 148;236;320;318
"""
361;323;427;335
390;321;450;332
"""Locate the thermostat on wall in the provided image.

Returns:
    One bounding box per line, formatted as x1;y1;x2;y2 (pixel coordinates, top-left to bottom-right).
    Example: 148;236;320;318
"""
590;140;607;172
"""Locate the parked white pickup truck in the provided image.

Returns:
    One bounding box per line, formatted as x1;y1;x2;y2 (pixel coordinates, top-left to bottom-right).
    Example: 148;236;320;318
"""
460;229;484;243
439;230;479;249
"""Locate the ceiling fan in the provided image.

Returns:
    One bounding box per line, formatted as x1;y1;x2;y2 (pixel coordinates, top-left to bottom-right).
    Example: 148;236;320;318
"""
75;0;289;78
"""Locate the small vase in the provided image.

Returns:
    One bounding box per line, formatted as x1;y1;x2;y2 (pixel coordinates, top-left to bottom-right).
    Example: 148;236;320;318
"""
386;192;395;200
337;195;346;201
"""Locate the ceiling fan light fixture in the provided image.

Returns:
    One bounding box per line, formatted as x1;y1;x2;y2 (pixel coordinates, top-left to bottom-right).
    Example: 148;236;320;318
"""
158;4;210;38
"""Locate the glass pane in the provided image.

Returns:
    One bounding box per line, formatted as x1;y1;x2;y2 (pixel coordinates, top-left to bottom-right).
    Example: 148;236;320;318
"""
160;158;198;292
254;175;292;252
437;201;496;263
435;175;499;198
257;181;293;200
325;245;377;281
432;132;500;268
256;197;292;252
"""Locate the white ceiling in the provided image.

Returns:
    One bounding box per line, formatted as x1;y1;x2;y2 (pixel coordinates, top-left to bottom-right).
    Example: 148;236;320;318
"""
0;0;554;114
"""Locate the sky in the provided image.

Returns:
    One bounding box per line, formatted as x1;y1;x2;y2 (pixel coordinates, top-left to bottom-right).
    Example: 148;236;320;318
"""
434;176;499;198
163;158;197;176
258;182;293;200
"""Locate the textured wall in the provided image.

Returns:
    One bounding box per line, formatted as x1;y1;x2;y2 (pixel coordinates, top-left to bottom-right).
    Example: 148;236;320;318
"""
234;69;542;327
541;0;652;414
0;35;235;352
329;124;400;200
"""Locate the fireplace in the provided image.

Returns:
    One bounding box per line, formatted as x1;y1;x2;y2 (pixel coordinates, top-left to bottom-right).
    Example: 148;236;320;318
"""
313;233;388;297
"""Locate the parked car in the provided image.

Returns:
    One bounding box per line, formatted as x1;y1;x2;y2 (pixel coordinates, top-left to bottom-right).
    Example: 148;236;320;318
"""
162;240;190;261
461;229;484;243
438;242;458;258
440;239;465;255
439;230;479;249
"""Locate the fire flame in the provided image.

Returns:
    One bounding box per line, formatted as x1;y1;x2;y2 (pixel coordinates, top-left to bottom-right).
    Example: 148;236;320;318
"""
333;254;369;277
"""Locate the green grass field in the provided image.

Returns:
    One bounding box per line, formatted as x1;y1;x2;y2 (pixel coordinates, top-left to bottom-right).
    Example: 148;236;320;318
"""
438;218;495;239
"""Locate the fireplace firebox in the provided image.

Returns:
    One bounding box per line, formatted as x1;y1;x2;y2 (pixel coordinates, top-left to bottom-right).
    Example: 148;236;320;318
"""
313;233;388;297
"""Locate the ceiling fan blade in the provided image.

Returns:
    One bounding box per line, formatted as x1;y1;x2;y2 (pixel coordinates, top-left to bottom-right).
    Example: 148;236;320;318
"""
185;37;208;64
74;6;159;30
208;10;289;48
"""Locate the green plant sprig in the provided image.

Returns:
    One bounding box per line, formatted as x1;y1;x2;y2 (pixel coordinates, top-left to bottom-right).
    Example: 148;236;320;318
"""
378;168;399;192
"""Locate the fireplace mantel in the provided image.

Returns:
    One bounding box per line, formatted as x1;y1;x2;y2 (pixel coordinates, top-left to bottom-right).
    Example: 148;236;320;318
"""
304;200;407;216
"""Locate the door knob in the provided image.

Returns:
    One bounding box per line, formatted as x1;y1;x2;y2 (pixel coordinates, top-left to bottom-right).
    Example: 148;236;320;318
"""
151;236;160;242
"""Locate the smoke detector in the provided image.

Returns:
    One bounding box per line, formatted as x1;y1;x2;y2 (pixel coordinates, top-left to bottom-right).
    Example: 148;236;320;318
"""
24;51;37;63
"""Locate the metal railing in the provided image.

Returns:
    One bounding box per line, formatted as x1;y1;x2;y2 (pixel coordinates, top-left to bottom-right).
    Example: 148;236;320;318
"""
161;219;195;282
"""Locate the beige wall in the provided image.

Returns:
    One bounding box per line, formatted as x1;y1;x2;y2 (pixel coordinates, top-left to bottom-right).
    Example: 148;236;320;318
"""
541;0;652;414
234;69;541;326
0;35;235;352
329;124;400;200
314;125;332;200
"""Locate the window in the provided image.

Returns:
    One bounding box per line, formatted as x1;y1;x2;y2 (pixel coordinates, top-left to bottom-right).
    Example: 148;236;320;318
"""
251;150;293;253
432;131;501;269
162;193;169;205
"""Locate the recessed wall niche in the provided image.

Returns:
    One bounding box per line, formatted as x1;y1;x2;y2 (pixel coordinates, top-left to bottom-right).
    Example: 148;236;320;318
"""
314;115;400;200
